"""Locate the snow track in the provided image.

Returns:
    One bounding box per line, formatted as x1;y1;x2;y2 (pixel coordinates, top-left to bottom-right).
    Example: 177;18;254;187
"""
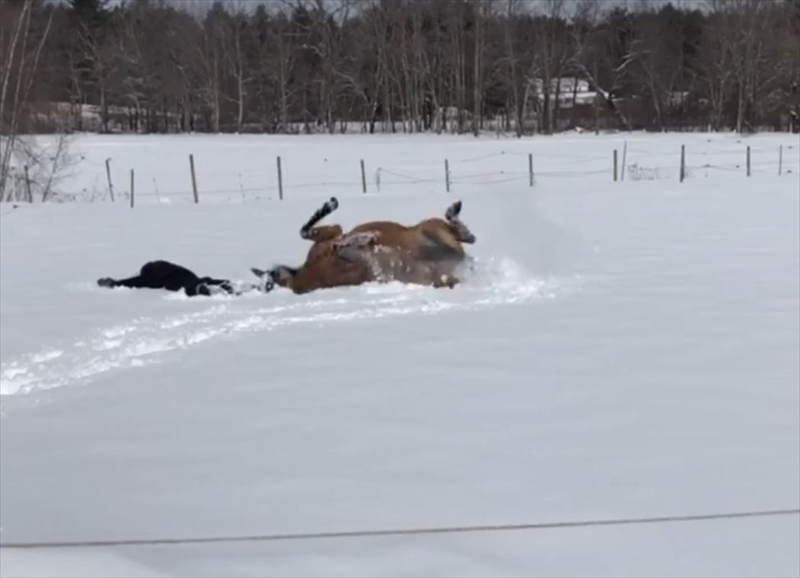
2;133;798;578
1;259;575;396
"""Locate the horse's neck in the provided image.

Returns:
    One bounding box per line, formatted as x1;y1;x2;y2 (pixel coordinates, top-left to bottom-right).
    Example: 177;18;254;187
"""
417;217;448;229
277;265;319;293
292;251;338;292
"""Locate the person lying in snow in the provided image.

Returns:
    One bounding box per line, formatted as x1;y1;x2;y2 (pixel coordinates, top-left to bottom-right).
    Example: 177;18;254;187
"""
97;260;263;297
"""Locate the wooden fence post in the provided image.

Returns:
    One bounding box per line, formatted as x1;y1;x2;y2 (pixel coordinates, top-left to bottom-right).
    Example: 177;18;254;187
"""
444;159;450;193
105;157;115;202
277;156;284;201
746;145;751;177
620;140;627;182
528;153;534;187
779;145;783;176
24;165;32;202
613;149;618;182
189;154;199;203
130;169;135;208
680;144;686;183
360;159;367;194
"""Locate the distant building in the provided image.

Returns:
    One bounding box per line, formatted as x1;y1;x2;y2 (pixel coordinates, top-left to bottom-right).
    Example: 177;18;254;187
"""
529;77;599;109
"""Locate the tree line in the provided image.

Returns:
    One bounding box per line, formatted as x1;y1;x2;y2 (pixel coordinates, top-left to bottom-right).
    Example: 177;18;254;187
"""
2;0;799;138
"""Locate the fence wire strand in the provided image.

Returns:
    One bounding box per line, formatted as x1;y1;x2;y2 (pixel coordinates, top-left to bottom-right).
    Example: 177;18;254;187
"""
1;508;796;550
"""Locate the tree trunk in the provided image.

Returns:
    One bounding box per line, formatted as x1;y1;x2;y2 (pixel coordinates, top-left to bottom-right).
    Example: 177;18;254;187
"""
472;1;482;137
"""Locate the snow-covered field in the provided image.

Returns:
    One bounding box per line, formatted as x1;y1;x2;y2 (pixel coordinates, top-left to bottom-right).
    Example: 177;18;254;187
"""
1;131;799;578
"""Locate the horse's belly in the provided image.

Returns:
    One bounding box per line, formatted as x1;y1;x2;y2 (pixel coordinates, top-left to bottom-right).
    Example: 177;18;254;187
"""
319;261;370;288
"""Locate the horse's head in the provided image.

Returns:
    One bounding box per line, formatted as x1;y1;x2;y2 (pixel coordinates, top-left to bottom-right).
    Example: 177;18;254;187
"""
444;200;476;244
447;218;476;244
250;265;297;293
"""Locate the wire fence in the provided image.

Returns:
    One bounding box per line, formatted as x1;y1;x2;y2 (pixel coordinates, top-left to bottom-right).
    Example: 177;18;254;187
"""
7;139;799;206
1;508;797;550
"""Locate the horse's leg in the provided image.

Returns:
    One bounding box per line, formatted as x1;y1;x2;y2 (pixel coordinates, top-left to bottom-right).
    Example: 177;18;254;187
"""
335;231;378;249
402;258;458;289
466;254;477;272
333;231;378;263
432;274;459;289
300;197;339;240
305;224;344;243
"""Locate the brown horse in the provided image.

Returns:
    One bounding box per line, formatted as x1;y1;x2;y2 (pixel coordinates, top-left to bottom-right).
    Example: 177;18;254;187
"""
252;235;374;295
346;199;475;285
252;197;476;294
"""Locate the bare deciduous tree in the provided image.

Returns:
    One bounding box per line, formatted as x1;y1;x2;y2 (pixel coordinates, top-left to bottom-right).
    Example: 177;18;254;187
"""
2;0;798;148
1;0;55;201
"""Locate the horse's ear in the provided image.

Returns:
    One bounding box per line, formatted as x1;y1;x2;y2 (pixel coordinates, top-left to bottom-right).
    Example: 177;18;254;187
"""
251;267;267;278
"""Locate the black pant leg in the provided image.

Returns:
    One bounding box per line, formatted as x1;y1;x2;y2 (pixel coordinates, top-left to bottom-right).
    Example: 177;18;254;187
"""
101;276;145;289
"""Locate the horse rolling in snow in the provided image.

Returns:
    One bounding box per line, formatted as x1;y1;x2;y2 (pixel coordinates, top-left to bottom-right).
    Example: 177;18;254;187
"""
251;197;374;295
346;198;476;285
252;197;477;294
